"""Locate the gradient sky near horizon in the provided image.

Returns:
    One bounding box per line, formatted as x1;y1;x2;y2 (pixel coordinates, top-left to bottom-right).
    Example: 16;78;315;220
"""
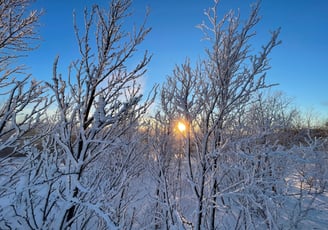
24;0;328;118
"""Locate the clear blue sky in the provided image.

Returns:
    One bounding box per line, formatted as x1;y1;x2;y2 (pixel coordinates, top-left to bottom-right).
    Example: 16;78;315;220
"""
25;0;328;118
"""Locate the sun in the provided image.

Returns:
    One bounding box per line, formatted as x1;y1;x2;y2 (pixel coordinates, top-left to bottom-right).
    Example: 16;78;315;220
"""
177;121;186;132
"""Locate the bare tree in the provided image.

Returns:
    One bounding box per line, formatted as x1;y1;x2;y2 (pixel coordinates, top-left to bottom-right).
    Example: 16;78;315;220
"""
44;0;153;228
147;116;179;229
248;92;296;128
157;1;281;229
0;0;154;228
0;1;53;228
0;0;49;158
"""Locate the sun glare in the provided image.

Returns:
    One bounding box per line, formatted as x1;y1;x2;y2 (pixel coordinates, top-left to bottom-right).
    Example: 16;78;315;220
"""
177;121;186;132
